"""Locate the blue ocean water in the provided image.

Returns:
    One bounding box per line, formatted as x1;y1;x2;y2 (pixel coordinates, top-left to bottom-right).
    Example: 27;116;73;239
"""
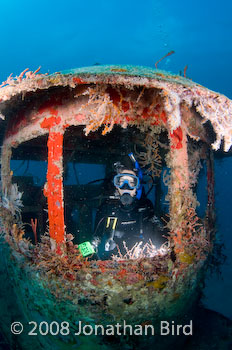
0;0;231;339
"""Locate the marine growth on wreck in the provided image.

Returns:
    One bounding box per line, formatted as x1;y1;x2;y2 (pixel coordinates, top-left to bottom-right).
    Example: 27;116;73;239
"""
0;65;231;349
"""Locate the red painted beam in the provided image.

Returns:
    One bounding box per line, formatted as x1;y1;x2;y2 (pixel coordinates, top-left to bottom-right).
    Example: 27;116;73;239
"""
41;116;66;249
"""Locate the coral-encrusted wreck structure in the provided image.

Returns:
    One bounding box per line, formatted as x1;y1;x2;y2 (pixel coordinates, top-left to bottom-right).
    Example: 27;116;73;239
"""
0;65;231;349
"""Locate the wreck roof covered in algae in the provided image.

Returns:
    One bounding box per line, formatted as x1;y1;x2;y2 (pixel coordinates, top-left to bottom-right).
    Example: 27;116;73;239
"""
0;64;232;152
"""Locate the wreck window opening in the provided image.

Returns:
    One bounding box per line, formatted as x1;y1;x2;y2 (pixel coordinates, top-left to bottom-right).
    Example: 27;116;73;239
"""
63;125;169;256
10;135;48;243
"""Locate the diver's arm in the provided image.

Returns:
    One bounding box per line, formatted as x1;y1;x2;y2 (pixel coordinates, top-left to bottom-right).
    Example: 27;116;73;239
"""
91;216;106;251
91;201;111;250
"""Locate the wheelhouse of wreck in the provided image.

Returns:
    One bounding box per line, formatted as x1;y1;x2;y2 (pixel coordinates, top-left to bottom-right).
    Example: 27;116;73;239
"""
1;65;231;267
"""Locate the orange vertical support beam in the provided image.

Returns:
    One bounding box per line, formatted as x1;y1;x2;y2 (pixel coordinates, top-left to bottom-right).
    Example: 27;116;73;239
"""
41;116;65;249
46;131;65;243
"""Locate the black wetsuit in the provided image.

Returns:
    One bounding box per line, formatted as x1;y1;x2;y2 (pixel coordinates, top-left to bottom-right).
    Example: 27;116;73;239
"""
93;197;167;259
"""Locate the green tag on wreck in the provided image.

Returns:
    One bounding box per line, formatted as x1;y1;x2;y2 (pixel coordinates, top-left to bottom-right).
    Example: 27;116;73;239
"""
78;241;95;257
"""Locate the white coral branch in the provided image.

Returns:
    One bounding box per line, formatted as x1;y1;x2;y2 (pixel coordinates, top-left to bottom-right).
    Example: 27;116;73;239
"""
1;183;23;215
112;240;169;261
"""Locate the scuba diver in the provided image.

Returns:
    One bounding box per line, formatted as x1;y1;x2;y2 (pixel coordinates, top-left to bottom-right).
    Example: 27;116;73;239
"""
91;154;167;260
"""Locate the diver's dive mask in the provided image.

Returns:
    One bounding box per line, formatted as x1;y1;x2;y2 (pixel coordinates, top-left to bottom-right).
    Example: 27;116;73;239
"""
113;173;140;190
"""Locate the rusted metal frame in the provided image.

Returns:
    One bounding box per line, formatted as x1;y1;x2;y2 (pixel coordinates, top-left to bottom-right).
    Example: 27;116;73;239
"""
1;143;13;194
168;121;190;253
205;148;215;239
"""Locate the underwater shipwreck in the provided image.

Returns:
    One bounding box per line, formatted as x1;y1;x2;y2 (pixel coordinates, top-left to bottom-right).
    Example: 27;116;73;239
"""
0;65;232;350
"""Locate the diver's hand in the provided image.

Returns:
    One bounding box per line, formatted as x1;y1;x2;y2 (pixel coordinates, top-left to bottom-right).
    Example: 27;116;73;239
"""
105;239;116;251
150;215;164;230
91;236;101;251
